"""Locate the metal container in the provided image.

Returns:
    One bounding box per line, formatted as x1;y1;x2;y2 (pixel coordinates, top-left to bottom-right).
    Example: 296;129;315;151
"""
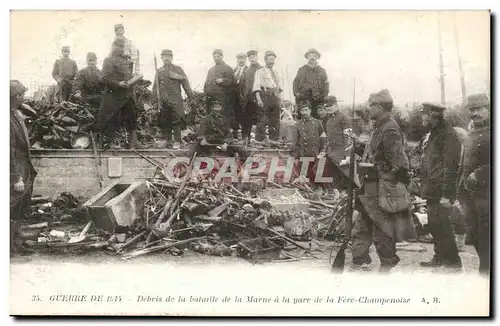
237;237;281;263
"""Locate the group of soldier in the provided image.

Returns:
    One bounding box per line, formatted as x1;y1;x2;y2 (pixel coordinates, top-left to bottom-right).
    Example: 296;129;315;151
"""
10;23;491;276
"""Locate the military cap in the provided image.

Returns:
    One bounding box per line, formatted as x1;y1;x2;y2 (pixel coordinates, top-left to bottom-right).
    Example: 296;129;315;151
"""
212;49;223;56
465;93;490;110
368;89;393;105
114;23;124;32
297;100;311;110
86;52;97;61
420;102;447;113
305;48;321;59
324;95;338;106
10;80;27;97
264;50;277;59
236;52;247;58
61;46;70;52
161;49;173;56
247;50;258;56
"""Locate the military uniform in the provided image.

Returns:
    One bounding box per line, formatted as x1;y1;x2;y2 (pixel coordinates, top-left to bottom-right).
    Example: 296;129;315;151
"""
351;89;416;270
52;47;78;102
292;114;326;183
458;94;491;275
293;49;329;119
188;108;233;157
153;50;194;145
419;103;462;268
73;54;103;108
204;49;238;119
323;101;352;190
98;37;138;147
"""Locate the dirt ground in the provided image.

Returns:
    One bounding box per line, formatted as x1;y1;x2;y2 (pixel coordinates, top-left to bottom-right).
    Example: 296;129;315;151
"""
10;241;480;274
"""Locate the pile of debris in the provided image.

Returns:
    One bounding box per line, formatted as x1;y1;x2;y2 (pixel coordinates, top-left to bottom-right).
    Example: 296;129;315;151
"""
20;172;350;262
23;81;162;149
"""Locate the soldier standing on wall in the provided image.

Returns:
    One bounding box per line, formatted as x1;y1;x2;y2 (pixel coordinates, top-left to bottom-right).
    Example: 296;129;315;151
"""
98;36;140;149
153;49;194;149
293;48;329;119
52;46;78;102
73;52;103;108
239;50;263;142
253;50;282;142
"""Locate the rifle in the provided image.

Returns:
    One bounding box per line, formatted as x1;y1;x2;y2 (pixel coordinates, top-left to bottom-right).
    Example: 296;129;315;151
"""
331;78;356;272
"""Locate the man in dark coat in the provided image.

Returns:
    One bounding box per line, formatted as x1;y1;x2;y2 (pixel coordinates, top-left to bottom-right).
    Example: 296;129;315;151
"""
231;52;249;139
253;50;282;141
293;48;329;119
458;93;490;276
292;101;326;186
351;89;416;272
153;49;194;149
52;46;78;102
419;102;462;269
239;50;262;141
188;100;233;157
98;36;139;149
10;80;38;253
323;96;352;191
204;49;237;120
73;52;103;108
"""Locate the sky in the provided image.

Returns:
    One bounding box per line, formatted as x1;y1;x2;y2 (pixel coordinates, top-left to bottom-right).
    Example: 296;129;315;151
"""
10;10;490;105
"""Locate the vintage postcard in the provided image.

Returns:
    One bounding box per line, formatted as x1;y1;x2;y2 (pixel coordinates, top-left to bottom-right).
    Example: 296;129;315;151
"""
9;10;491;316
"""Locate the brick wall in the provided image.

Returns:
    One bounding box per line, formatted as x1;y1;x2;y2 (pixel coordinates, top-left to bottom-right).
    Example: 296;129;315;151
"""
31;149;291;198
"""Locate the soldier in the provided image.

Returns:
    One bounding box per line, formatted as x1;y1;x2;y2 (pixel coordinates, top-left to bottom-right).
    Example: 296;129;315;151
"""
10;80;38;253
112;24;140;75
52;46;78;102
98;36;139;149
418;102;462;270
232;53;249;139
458;93;490;276
293;48;329;119
188;100;233;157
152;49;194;149
292;101;326;187
323;95;352;191
239;50;262;141
73;52;103;108
253;50;282;142
316;103;329;130
351;89;416;272
204;49;237;119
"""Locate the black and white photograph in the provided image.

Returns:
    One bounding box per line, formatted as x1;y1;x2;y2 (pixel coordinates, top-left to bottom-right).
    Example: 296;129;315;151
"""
8;9;491;316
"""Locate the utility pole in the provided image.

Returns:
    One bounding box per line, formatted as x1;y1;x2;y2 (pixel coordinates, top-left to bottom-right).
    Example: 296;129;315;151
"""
437;12;446;105
453;12;467;104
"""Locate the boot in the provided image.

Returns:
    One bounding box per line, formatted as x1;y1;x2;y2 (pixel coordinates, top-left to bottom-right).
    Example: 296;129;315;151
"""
455;234;466;252
128;130;141;149
420;257;446;267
